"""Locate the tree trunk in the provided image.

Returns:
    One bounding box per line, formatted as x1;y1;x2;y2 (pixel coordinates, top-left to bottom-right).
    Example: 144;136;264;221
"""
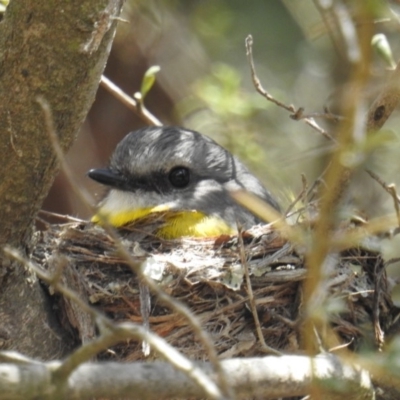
0;0;124;358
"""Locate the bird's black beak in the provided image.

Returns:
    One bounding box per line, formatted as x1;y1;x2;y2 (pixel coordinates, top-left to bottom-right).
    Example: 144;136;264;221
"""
87;168;126;188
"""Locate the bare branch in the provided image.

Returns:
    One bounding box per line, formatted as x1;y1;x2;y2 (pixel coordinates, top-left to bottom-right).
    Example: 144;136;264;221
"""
238;229;281;355
0;353;374;400
245;35;336;142
100;75;163;126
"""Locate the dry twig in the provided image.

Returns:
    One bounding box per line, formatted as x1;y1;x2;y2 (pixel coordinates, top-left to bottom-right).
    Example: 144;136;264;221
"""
100;75;162;127
237;229;281;356
245;35;336;142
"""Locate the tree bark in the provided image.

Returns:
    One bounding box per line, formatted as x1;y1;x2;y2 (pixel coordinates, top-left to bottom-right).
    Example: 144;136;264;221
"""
0;0;124;358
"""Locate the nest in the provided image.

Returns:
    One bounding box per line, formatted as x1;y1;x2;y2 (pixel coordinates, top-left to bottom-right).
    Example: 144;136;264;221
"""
32;218;398;361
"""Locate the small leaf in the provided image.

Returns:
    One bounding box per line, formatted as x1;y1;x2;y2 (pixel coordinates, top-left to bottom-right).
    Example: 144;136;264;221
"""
372;34;396;69
140;65;161;99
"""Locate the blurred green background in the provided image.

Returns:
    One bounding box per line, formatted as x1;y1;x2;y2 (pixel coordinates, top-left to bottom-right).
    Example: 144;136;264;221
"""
43;1;400;285
45;1;323;213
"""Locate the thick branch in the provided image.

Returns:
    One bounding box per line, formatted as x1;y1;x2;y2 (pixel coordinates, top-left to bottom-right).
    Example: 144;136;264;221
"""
0;354;374;400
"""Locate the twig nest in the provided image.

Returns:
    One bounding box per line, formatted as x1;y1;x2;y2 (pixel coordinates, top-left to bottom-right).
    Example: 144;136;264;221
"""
33;220;397;360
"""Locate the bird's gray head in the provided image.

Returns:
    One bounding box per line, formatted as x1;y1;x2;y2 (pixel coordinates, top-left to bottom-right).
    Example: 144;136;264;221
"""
88;126;279;229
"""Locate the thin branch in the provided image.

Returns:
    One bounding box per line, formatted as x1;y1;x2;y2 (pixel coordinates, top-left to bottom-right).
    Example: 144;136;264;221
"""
284;174;309;216
245;35;294;114
245;35;336;142
294;107;343;122
373;257;385;350
365;169;399;201
387;184;400;227
36;96;96;213
38;209;86;223
100;75;162;126
365;169;400;227
237;229;281;356
330;213;398;250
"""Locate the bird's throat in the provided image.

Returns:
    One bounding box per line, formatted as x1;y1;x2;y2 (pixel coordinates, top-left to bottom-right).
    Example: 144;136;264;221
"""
92;207;235;239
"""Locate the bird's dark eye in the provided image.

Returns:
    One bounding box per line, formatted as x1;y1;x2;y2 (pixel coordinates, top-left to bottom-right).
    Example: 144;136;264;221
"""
169;166;190;188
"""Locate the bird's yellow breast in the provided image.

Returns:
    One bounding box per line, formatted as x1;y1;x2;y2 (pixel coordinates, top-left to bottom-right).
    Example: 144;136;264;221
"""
91;206;235;239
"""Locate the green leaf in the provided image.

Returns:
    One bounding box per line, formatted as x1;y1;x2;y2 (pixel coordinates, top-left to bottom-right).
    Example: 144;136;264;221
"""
140;65;161;99
372;34;396;69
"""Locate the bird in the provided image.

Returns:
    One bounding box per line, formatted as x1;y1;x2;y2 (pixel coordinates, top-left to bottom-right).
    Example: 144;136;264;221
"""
88;126;280;239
